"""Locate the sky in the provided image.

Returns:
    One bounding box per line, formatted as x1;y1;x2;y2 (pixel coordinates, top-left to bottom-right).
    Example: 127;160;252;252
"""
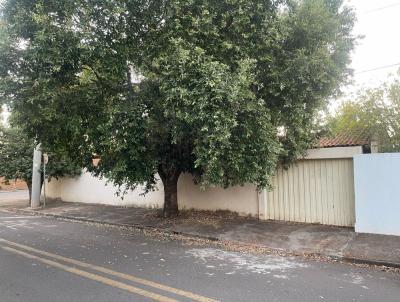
344;0;400;93
2;0;400;123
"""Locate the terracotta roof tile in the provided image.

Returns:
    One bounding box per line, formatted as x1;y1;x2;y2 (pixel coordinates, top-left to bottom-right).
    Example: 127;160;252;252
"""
318;129;370;148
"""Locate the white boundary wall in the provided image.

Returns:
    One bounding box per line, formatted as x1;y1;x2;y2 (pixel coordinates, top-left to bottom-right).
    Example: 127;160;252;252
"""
46;146;360;222
46;172;259;217
354;153;400;236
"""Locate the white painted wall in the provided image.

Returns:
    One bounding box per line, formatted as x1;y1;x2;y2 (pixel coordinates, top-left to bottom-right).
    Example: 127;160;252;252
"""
46;171;259;217
46;172;164;208
178;175;258;216
305;146;362;159
46;146;364;221
354;153;400;236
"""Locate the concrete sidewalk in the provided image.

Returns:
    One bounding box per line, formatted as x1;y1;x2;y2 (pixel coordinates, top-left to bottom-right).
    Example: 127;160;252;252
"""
2;199;400;268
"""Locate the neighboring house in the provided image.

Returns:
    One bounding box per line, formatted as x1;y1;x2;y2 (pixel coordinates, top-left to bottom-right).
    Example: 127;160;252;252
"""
318;129;377;154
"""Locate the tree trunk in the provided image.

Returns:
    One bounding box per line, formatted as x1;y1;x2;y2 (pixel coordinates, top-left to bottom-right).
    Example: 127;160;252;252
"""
160;171;180;218
25;176;42;207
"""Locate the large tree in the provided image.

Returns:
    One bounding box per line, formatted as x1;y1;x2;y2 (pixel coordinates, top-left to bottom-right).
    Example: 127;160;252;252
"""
325;72;400;152
0;0;356;216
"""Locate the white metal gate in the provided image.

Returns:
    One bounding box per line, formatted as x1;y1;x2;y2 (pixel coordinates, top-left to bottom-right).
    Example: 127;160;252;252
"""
265;159;355;227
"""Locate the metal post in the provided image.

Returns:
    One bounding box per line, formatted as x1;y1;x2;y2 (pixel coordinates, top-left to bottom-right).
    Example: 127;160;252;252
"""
42;153;49;208
31;144;42;208
43;161;46;208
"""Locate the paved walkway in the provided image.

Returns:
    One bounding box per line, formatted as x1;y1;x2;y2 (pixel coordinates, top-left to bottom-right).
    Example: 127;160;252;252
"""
1;196;400;267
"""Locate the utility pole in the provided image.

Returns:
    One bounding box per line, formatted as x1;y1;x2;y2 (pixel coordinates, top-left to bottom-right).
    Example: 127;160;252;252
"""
31;144;42;208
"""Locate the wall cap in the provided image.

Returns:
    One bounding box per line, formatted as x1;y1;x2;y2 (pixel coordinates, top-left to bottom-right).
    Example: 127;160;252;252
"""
304;146;363;160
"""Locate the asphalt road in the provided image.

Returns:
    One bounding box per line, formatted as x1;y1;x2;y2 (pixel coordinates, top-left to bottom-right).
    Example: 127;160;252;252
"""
0;210;399;302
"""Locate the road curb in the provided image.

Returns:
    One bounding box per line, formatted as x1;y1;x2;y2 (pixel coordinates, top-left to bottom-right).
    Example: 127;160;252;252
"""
341;257;400;269
3;208;221;243
3;207;400;270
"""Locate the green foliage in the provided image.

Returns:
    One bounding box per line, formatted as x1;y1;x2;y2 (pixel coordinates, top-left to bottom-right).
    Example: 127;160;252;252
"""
0;126;33;185
326;73;400;152
0;0;356;212
0;126;81;191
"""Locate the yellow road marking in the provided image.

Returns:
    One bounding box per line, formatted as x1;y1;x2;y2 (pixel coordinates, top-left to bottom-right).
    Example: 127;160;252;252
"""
2;246;178;302
0;238;218;302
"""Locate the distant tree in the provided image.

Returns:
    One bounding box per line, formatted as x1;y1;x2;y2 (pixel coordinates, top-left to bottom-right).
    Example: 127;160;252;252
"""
0;0;356;216
0;126;81;201
326;73;400;152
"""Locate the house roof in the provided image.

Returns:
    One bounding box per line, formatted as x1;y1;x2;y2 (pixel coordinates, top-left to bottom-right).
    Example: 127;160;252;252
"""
317;130;370;148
